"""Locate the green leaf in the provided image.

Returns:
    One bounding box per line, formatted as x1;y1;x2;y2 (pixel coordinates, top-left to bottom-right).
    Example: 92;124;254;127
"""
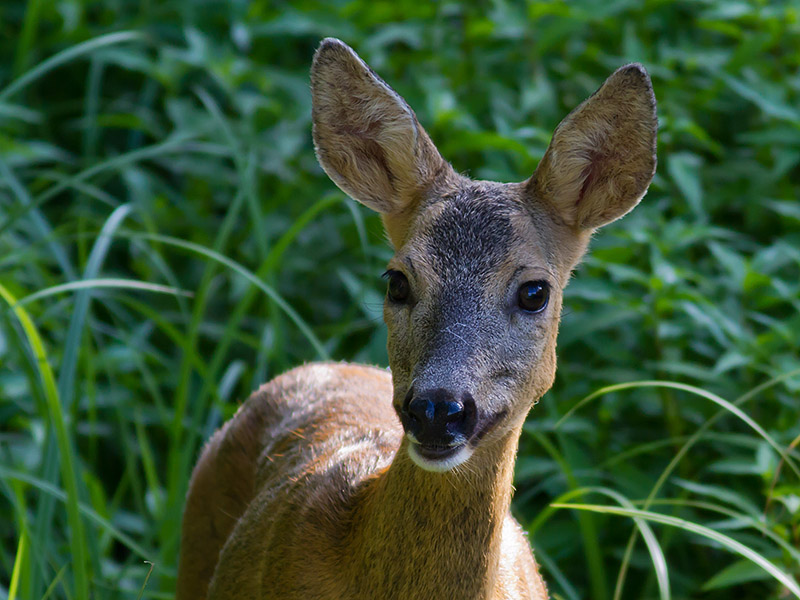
703;559;772;591
667;152;704;217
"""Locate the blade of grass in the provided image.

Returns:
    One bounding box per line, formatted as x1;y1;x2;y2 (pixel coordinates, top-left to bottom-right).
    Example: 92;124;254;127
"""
8;529;26;600
646;498;800;565
161;194;348;534
186;192;351;455
194;86;268;259
552;503;800;599
17;278;193;305
530;432;607;600
131;232;328;357
6;481;32;600
164;185;250;559
0;466;150;559
342;197;372;267
765;431;800;516
0;283;88;599
0;134;211;239
198;193;342;405
112;295;214;387
0;101;41;123
0;31;145;101
136;561;155;600
532;545;581;600
555;380;799;479
60;205;132;412
135;409;164;517
32;205;132;594
528;485;670;600
79;57;106;267
13;0;44;76
609;369;800;599
0;158;76;280
39;565;67;600
590;488;670;600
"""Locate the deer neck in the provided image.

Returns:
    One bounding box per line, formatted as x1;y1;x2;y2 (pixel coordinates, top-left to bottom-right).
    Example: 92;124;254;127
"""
347;428;521;598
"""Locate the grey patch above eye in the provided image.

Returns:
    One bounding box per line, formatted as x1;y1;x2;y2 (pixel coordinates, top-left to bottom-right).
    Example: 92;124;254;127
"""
424;190;513;278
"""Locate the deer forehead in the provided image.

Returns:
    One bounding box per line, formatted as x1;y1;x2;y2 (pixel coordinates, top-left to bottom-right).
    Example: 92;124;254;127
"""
394;182;562;292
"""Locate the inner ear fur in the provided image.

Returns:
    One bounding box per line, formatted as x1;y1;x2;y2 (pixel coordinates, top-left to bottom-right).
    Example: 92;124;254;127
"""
529;64;657;231
311;38;449;224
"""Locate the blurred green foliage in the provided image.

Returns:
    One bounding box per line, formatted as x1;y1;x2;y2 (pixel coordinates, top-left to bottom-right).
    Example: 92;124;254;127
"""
1;1;799;598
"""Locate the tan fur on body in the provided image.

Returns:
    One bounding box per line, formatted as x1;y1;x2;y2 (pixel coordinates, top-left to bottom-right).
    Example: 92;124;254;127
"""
177;38;657;600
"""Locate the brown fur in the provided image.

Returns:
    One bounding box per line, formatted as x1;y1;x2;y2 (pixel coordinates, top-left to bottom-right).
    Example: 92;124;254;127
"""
176;38;657;600
530;64;658;230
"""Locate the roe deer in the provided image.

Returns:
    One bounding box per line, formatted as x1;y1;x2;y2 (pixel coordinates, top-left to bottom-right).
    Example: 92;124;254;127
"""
176;38;657;600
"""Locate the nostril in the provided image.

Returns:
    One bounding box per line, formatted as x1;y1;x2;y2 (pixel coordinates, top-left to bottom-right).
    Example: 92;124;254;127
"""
424;400;435;423
410;395;464;424
439;400;465;424
408;398;436;425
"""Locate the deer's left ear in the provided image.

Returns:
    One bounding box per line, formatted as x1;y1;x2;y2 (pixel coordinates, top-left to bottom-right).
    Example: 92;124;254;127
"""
528;64;657;231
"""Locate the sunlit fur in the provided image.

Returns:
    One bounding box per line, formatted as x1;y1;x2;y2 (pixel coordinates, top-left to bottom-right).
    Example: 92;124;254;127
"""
176;38;657;600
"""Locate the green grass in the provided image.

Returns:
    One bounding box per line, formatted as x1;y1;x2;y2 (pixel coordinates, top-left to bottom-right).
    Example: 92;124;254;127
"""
1;1;799;598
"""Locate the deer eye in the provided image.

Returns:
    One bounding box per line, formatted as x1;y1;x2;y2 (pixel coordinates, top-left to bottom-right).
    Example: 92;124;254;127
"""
385;270;410;304
517;280;549;313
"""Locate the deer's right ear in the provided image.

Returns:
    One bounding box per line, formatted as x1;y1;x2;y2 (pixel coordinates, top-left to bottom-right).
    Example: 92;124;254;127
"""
311;39;448;223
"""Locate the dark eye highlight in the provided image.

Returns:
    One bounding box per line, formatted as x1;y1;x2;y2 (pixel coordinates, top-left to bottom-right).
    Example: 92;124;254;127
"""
517;280;549;313
383;270;410;304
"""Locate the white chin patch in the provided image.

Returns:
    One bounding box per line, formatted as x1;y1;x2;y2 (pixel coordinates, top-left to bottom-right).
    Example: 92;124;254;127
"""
407;443;474;472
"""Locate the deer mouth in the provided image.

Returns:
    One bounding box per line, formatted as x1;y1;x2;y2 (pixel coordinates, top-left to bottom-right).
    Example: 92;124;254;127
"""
407;441;473;472
414;442;463;461
406;408;509;472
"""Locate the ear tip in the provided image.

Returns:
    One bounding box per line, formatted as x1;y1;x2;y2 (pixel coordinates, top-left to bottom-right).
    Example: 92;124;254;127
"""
312;38;358;74
613;63;655;95
617;62;649;75
609;63;658;125
613;63;653;87
317;37;350;53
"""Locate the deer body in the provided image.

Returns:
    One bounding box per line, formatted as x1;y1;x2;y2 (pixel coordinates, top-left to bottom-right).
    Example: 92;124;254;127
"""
178;363;546;599
177;38;657;600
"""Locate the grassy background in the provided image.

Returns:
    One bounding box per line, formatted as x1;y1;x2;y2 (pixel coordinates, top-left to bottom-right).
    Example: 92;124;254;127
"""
1;1;799;598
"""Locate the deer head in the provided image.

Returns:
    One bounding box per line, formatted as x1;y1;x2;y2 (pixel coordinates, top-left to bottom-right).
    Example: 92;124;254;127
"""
311;38;656;473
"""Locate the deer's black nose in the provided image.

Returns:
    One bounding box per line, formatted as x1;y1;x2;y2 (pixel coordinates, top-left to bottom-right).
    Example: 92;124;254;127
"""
401;388;476;446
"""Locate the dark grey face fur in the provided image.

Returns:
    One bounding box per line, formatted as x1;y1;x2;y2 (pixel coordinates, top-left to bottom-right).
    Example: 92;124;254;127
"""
384;180;566;472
